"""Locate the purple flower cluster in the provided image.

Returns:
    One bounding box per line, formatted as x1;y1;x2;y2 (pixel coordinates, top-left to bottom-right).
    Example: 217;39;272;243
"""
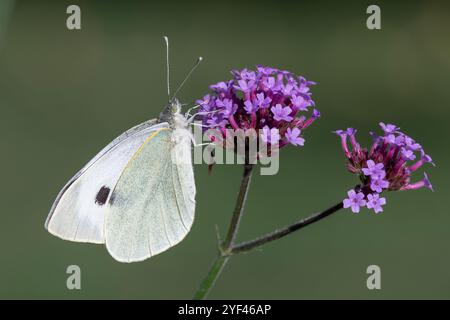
196;66;319;148
336;123;434;214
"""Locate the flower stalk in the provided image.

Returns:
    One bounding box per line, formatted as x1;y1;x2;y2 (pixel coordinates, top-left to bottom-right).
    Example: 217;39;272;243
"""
230;201;344;254
193;253;229;300
222;164;254;251
194;164;254;300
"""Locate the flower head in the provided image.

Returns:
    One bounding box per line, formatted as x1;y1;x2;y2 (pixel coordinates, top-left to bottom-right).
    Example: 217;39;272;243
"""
197;65;318;149
335;123;434;214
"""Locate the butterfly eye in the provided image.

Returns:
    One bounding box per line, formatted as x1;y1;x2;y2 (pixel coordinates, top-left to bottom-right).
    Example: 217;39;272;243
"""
171;100;181;114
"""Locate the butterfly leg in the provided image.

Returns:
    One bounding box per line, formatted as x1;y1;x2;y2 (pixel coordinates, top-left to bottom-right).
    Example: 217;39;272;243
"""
187;109;221;124
184;105;201;118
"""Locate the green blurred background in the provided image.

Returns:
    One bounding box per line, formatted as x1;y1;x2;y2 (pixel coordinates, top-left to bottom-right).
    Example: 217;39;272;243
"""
0;0;449;299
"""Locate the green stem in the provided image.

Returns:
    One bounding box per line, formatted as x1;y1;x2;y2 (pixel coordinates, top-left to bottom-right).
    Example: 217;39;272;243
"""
230;201;344;254
222;164;254;250
193;254;229;300
193;164;254;299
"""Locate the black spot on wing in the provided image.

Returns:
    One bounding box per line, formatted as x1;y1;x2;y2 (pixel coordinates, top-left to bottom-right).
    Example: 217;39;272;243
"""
95;186;110;205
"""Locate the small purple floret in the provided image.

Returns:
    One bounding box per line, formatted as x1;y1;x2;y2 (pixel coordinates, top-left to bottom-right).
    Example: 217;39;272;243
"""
343;190;366;213
370;176;389;193
285;128;305;146
271;104;293;122
366;193;386;214
362;160;385;178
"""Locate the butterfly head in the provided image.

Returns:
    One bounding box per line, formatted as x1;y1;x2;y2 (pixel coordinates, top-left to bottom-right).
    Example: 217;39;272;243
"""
159;98;182;123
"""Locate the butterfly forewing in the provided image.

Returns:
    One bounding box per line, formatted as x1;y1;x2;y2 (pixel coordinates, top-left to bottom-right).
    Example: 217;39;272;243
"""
45;119;166;243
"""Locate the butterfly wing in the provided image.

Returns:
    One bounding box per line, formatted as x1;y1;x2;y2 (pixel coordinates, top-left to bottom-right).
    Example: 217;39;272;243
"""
45;119;168;244
105;128;195;262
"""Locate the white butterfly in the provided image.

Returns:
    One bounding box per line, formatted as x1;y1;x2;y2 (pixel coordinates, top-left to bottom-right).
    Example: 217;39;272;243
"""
45;37;202;262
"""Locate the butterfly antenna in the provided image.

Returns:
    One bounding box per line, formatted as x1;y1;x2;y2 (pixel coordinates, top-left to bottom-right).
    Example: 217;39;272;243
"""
163;36;171;100
172;56;203;99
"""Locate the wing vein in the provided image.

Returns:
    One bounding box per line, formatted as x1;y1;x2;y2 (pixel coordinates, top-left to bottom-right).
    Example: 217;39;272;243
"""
171;164;189;233
159;187;173;247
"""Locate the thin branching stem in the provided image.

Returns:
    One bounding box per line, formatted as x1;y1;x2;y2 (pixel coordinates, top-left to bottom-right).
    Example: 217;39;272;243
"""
222;164;255;251
193;164;254;300
230;202;344;254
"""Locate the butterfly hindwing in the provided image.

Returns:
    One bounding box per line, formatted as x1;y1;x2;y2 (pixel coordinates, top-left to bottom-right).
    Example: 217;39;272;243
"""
105;128;195;262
